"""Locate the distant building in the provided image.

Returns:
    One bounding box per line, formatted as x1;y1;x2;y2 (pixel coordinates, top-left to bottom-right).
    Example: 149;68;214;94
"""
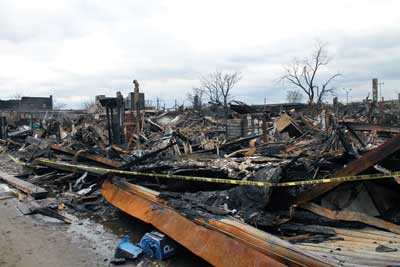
20;96;53;111
0;99;19;110
0;95;53;111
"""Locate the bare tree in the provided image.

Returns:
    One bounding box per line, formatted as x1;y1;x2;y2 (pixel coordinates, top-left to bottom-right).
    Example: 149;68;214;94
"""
81;100;96;110
53;102;67;110
201;70;241;109
282;43;340;106
187;87;205;109
286;90;303;103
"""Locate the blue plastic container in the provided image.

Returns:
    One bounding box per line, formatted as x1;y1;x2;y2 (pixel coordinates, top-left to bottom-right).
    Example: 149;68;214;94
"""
115;235;143;259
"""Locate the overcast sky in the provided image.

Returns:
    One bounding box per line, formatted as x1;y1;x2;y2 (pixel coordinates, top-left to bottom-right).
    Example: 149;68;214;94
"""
1;0;399;108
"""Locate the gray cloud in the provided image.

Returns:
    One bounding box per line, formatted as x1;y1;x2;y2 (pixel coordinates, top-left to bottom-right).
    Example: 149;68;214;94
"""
0;0;399;107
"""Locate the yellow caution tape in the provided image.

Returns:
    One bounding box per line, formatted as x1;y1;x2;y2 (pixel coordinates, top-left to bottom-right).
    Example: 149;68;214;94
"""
7;154;28;166
32;158;400;187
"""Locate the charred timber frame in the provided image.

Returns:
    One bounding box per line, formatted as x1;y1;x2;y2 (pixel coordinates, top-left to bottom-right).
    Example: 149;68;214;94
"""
295;133;400;203
101;178;334;267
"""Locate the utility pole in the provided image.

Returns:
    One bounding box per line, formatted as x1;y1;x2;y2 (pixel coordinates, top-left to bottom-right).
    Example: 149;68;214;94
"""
378;82;384;101
342;88;352;105
264;97;267;111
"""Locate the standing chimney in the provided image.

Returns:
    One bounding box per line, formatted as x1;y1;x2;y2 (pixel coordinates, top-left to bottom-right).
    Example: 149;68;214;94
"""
372;78;378;104
133;80;141;150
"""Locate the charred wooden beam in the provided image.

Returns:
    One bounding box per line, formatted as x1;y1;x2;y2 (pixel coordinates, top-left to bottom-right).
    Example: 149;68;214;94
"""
345;123;366;147
298;202;400;235
279;224;337;236
0;170;48;199
119;141;176;170
17;202;72;223
336;127;357;156
295;133;400;204
33;207;72;224
51;144;123;168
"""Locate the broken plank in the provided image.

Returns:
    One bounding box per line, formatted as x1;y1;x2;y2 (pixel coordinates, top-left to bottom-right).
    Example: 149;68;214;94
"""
295;133;400;204
27;171;58;183
298;202;400;235
0;171;48;199
279;224;336;236
119;141;176;170
296;245;400;267
374;164;400;184
33;207;72;224
54;173;76;183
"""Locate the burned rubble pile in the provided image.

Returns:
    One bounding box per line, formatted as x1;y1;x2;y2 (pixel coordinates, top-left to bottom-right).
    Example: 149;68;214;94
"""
2;100;400;266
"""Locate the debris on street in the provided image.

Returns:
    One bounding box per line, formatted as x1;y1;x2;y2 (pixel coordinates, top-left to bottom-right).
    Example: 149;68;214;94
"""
1;79;400;267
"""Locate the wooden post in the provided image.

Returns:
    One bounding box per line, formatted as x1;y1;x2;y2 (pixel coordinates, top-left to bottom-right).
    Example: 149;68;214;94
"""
133;80;141;150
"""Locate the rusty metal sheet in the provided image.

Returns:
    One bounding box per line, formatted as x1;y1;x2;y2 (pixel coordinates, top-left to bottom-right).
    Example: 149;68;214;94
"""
102;179;334;267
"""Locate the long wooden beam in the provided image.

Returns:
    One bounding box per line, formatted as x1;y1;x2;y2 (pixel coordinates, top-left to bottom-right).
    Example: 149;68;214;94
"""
0;170;48;199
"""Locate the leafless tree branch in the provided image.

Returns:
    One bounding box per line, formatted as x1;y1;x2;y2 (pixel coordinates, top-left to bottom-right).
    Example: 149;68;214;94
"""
201;70;241;108
281;43;340;106
187;87;206;108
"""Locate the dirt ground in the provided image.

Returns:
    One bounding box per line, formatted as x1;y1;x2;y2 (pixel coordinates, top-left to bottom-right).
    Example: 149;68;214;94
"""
0;198;108;267
0;193;208;267
0;153;208;267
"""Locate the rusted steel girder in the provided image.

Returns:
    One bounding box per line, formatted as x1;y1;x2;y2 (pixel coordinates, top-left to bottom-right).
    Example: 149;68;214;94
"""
295;133;400;204
102;179;334;267
50;144;123;168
